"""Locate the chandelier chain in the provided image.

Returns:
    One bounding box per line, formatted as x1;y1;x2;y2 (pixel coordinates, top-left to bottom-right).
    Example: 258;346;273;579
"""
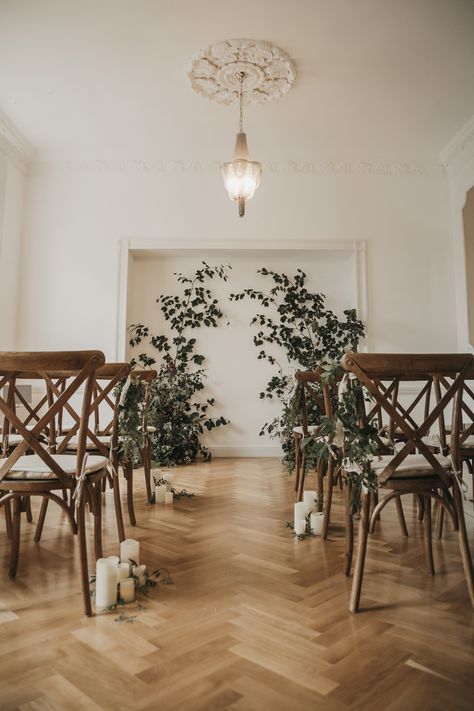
238;72;244;132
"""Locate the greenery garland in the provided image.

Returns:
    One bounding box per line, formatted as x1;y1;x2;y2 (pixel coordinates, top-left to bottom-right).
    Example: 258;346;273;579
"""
230;268;365;473
129;262;230;466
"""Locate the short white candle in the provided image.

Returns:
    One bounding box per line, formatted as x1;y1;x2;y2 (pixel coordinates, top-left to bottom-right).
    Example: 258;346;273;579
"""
303;490;318;515
164;491;173;504
294;502;307;522
119;578;135;603
107;555;120;568
120;538;140;566
133;564;147;587
310;512;324;535
155;484;167;503
117;562;130;581
294;519;306;536
95;558;118;609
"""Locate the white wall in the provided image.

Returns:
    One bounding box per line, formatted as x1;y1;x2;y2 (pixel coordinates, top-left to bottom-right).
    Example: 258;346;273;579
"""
441;117;474;353
15;155;457;452
0;154;26;349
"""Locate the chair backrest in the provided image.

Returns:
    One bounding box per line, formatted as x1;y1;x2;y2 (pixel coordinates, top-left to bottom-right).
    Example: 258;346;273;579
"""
52;362;131;457
0;351;105;486
295;368;333;435
341;353;474;486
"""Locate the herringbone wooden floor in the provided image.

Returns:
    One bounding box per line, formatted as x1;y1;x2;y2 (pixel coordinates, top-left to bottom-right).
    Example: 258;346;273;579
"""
0;458;473;710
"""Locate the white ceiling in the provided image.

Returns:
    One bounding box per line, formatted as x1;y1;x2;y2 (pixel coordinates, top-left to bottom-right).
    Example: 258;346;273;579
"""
0;0;473;160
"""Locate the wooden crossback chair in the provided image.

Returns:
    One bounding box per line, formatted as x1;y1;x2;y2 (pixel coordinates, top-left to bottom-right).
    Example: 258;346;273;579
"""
0;350;106;616
341;352;474;613
120;368;157;526
34;362;130;543
294;369;337;539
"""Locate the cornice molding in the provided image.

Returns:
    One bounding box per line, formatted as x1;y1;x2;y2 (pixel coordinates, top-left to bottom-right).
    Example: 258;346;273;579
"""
30;157;445;178
0;109;34;172
440;115;474;175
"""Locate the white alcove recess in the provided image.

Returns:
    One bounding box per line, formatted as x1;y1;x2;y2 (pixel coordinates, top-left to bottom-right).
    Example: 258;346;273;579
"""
118;240;368;457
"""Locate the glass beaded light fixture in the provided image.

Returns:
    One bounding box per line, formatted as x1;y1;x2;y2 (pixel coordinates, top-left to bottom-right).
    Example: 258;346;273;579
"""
221;72;262;217
188;39;296;217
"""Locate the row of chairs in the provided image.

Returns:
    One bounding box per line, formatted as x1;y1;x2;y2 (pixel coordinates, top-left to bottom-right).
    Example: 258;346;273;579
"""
293;353;474;613
0;351;157;616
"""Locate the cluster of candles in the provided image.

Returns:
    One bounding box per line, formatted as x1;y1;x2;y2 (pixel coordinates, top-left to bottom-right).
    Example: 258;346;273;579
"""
294;490;324;536
153;470;174;504
95;538;144;609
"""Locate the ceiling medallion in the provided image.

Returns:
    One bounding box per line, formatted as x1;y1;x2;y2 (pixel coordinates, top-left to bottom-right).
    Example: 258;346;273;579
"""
188;39;296;105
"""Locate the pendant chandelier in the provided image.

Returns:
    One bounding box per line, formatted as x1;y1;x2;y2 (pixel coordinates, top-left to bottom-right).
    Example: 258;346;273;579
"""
188;39;296;217
221;72;261;217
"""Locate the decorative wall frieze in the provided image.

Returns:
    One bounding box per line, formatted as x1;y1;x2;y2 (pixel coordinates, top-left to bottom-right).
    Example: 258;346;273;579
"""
30;157;445;178
0;109;34;172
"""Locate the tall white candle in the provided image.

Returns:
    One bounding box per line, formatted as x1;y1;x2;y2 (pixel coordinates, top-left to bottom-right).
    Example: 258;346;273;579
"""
303;490;317;515
164;491;173;504
155;484;167;503
294;502;307;522
95;558;118;609
119;578;135;603
294;519;306;536
133;564;147;587
117;563;130;581
310;512;324;536
120;538;140;565
107;555;120;568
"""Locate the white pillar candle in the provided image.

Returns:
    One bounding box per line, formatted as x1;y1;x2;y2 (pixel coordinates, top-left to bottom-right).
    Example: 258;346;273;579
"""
155;484;167;503
164;491;173;504
117;562;130;581
294;502;307;522
120;538;140;566
133;564;147;587
294;519;306;536
119;578;135;603
95;558;118;609
303;490;318;515
310;512;324;535
151;467;161;484
107;555;120;568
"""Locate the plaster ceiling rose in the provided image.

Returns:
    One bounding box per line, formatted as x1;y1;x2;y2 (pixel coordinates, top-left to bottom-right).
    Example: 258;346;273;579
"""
188;39;296;105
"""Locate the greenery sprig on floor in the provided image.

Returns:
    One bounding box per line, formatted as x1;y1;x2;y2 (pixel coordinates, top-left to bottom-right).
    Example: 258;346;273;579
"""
129;262;230;466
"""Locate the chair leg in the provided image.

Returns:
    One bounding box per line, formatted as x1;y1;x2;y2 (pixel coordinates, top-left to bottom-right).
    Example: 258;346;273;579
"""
77;496;93;617
34;497;49;543
294;435;301;493
344;481;354;577
123;459;136;527
93;481;103;560
395;495;409;537
316;459;324;513
435;498;445;540
25;496;33;524
417;494;425;521
9;496;21;578
349;491;371;613
4;499;12;539
297;452;306;502
111;468;126;543
452;478;474;607
142;440;153;504
322;456;334;539
423;495;435;575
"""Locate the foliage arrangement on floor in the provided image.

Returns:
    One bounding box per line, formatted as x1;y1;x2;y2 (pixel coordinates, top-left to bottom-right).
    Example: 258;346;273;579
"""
230;268;365;473
129;262;230;466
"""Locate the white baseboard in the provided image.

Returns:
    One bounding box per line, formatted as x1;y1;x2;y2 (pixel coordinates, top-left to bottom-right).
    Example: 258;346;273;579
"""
209;444;283;458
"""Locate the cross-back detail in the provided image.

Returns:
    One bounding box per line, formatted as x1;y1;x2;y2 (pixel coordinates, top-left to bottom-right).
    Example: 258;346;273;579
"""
0;351;105;486
295;369;332;435
341;353;473;487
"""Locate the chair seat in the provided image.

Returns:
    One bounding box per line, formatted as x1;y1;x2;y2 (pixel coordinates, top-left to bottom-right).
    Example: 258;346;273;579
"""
371;453;451;479
293;426;319;435
0;453;108;480
56;434;112;450
2;433;26;446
